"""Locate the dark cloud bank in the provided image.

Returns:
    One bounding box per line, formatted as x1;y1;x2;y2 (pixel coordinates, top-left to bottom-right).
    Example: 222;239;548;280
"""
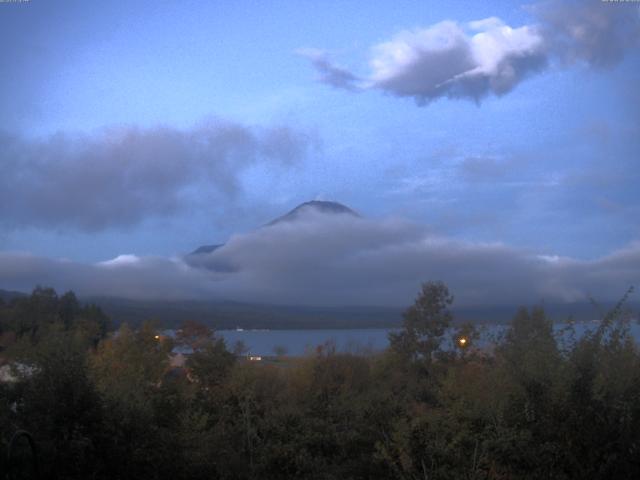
1;210;637;308
0;120;316;231
303;0;640;104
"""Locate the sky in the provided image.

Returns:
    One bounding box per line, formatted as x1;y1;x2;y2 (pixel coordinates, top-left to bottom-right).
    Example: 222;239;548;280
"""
0;0;639;307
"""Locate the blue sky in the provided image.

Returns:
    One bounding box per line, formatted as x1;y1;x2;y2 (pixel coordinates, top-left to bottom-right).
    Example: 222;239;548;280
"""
0;0;638;305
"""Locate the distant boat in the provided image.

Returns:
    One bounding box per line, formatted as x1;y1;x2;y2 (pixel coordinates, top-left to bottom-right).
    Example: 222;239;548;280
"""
236;327;244;332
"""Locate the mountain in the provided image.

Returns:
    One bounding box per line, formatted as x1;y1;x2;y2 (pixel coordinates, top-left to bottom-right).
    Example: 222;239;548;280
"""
83;296;403;330
265;200;359;226
189;244;223;255
189;200;358;256
79;296;639;330
0;289;27;302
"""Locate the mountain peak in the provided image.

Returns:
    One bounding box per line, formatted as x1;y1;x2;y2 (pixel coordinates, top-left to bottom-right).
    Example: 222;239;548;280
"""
189;201;359;257
266;200;359;226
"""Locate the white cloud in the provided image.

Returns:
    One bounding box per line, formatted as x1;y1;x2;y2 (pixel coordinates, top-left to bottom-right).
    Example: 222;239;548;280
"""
367;18;546;103
97;254;141;268
304;1;640;105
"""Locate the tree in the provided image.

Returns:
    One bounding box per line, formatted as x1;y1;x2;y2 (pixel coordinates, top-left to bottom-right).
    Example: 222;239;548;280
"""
232;340;249;356
89;322;174;479
176;320;213;352
90;322;171;406
9;287;60;342
58;291;80;330
389;281;454;362
15;330;104;479
273;345;288;358
187;338;236;390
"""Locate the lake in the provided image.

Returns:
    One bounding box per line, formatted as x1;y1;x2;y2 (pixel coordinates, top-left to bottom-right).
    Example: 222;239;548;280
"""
216;321;640;357
217;328;392;356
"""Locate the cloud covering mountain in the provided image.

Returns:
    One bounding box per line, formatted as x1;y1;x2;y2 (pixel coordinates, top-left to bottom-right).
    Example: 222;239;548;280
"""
1;205;637;308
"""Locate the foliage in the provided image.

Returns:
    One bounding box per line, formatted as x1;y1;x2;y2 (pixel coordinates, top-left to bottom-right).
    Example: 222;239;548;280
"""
389;281;454;363
0;284;639;479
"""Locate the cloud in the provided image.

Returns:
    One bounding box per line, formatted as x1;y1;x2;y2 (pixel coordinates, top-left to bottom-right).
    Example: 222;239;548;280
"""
368;19;547;103
296;48;361;91
0;120;316;231
0;251;218;301
1;211;636;307
533;0;640;68
304;1;640;104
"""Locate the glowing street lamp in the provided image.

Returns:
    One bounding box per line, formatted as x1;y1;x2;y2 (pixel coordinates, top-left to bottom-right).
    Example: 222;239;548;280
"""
458;337;468;348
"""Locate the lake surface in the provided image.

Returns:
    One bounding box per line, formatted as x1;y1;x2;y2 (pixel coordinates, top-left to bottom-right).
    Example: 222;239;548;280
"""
218;328;393;356
216;321;640;356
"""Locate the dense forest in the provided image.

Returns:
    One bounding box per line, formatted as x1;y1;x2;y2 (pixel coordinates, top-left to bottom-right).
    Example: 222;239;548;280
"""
1;283;639;479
